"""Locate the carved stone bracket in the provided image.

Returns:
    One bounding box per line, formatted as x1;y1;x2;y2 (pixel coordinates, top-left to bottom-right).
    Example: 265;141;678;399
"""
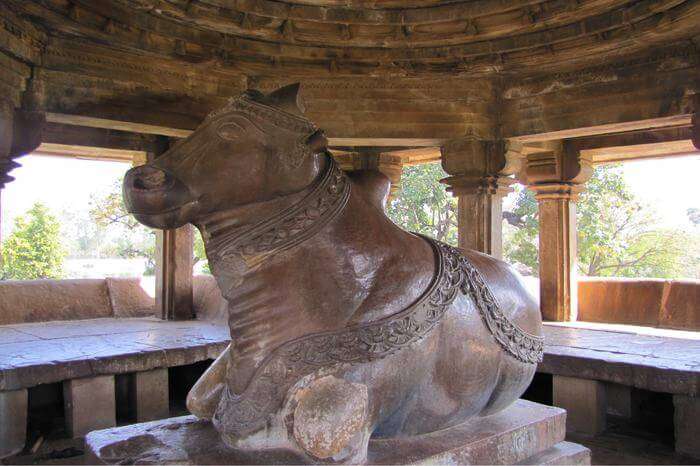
0;104;45;189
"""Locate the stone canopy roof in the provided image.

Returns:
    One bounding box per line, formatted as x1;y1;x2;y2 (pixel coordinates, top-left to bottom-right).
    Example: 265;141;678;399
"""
8;0;700;77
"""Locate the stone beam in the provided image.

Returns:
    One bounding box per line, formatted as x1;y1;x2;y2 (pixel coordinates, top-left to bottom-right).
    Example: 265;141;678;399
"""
440;137;514;258
568;127;696;164
45;113;449;148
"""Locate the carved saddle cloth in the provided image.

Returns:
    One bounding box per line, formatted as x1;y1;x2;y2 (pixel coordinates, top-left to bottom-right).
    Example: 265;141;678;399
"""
212;233;544;438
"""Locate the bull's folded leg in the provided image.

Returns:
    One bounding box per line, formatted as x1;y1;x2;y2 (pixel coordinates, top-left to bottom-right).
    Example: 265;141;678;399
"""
187;344;230;420
291;375;371;464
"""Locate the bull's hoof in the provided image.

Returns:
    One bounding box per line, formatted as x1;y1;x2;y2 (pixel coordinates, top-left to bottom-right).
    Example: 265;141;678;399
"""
186;344;229;420
292;376;370;463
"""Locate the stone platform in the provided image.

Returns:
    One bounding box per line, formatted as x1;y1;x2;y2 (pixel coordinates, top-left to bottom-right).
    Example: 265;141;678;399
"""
85;399;589;465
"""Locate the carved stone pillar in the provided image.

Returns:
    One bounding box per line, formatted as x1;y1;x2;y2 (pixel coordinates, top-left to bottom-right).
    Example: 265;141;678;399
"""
147;138;194;320
334;150;404;199
522;142;592;321
692;102;699;150
440;137;515;257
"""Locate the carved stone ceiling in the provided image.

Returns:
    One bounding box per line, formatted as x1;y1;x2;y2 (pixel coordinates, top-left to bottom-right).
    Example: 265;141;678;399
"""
8;0;700;77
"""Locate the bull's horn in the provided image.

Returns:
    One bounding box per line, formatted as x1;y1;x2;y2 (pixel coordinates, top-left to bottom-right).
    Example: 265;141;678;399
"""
265;83;305;116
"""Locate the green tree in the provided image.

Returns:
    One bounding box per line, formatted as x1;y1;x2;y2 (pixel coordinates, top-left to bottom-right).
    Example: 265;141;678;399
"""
386;163;457;244
1;202;66;279
90;181;157;274
504;164;692;279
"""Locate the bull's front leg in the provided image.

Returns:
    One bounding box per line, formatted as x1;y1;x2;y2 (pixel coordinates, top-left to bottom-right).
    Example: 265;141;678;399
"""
187;344;229;419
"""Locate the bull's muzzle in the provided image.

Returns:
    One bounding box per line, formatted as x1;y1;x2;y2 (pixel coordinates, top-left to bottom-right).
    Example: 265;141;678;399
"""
123;164;194;229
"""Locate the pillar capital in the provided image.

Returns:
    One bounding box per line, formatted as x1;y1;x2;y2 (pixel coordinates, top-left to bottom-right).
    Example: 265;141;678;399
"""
528;182;585;201
520;140;593;188
442;174;515;197
440;136;510;179
439;138;512;258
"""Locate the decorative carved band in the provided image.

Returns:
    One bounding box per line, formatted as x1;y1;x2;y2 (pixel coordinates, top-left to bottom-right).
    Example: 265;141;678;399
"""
206;157;351;272
206;91;318;136
213;235;543;437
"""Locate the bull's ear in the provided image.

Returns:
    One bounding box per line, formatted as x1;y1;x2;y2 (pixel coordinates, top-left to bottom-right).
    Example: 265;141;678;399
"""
265;83;305;116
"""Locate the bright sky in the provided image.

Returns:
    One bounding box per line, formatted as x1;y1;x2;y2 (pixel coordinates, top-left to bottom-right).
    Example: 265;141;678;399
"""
2;152;700;238
1;155;131;238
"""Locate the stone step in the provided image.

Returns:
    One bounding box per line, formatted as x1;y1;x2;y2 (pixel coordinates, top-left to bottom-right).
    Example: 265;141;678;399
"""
518;441;591;465
86;399;586;465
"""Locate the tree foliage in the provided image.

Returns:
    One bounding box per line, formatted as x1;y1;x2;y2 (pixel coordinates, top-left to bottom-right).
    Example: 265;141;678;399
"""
1;202;66;280
386;162;457;245
90;181;157;274
503;164;696;279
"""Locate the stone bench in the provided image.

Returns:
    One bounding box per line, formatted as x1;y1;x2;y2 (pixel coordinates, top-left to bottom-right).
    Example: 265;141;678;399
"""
0;278;155;325
0;317;229;458
540;322;700;458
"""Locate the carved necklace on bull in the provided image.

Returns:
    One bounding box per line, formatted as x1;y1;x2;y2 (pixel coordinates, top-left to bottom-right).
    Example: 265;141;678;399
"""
201;93;544;438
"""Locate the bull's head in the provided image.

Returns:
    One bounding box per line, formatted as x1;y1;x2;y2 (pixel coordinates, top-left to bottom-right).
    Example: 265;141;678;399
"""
123;83;328;229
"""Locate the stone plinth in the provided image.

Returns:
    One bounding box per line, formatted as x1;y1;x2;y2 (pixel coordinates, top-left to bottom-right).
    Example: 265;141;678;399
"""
85;399;590;465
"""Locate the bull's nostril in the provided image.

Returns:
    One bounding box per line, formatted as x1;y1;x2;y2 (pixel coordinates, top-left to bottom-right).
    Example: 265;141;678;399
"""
132;167;170;191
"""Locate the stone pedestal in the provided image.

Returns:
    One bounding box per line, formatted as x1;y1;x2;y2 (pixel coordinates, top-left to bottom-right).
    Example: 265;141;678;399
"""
0;389;27;458
85;399;590;465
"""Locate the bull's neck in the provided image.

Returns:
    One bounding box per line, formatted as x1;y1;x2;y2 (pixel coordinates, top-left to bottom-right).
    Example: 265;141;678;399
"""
197;159;377;392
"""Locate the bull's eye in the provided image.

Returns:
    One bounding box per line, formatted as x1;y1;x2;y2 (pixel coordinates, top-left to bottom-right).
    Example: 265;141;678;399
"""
216;122;244;141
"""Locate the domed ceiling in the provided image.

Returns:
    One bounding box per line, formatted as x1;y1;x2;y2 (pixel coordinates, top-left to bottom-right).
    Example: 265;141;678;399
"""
10;0;700;76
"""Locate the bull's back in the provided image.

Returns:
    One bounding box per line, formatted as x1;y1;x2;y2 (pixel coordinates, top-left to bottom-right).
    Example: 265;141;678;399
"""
370;249;541;436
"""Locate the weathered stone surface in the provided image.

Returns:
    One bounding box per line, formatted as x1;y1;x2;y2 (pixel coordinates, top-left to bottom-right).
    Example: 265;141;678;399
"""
106;277;155;318
578;278;666;327
553;376;606;435
133;368;169;423
541;324;700;396
0;388;27;458
192;275;227;323
0;279;112;325
85;400;588;465
660;280;700;331
518;441;590;465
673;394;700;459
606;383;632;418
578;278;700;331
0;317;229;391
64;375;116;438
292;376;368;460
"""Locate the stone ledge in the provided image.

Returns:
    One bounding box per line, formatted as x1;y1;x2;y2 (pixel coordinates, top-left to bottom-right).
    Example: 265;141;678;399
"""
85;399;589;465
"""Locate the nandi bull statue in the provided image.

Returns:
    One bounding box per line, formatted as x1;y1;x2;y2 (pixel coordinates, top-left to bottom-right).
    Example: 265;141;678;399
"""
123;83;543;464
